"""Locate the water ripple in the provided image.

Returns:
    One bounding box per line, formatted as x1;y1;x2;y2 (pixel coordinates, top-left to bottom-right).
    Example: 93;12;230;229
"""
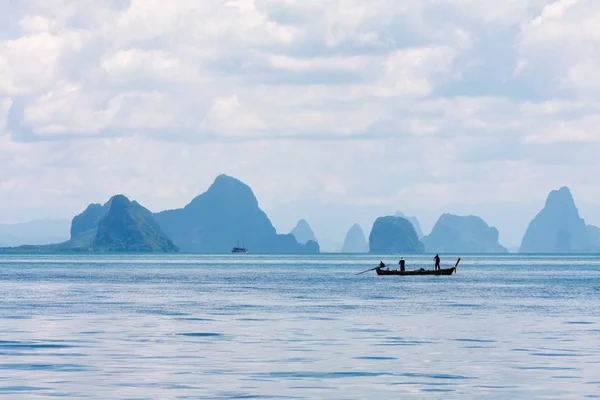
0;254;598;399
178;332;223;337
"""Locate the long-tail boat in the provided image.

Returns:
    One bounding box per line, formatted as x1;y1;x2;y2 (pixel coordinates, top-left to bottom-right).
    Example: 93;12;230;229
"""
374;258;460;276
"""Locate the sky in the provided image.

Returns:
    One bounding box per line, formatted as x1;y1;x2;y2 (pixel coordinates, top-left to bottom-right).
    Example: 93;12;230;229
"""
1;0;600;247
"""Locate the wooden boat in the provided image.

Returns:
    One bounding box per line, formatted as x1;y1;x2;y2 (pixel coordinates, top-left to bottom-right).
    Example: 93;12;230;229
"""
375;258;460;276
232;240;248;254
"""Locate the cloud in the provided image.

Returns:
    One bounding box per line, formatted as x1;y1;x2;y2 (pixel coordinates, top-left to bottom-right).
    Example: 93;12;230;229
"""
3;0;600;243
0;0;556;142
21;85;174;135
517;0;600;93
201;94;266;135
102;49;201;85
525;114;600;143
0;31;83;96
0;97;12;132
373;46;456;98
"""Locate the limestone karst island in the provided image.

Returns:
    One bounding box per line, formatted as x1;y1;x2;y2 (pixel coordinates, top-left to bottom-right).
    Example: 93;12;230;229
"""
1;176;598;255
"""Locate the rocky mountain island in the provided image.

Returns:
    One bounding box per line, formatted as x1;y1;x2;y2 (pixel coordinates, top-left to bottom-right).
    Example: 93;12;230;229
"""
422;214;507;253
1;195;178;253
154;175;319;254
369;216;424;254
341;223;368;253
395;211;423;238
520;187;590;253
291;219;318;245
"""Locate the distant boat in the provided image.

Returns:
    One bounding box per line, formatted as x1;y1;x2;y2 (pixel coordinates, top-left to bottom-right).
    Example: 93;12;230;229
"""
376;258;460;276
231;241;247;254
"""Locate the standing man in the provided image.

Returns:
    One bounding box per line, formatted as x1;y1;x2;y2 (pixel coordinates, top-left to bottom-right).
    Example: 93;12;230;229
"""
434;254;441;270
399;257;405;272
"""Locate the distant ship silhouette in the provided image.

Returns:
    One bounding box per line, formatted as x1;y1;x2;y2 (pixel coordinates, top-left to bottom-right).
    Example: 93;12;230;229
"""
232;241;247;253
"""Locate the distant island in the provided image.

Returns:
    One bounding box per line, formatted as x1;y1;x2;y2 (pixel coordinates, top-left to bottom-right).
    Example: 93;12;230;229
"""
341;223;368;253
1;195;178;253
395;212;423;238
291;219;319;245
154;175;319;254
2;181;599;255
520;187;594;253
369;216;424;254
422;214;507;254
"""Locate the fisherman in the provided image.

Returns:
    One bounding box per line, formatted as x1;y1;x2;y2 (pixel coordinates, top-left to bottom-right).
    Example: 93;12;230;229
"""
378;261;385;269
399;257;405;272
434;254;441;270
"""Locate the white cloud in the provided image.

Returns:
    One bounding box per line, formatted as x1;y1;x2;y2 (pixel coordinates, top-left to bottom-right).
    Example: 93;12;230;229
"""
525;114;600;143
24;85;174;135
0;31;83;95
201;95;266;135
520;99;600;116
113;0;295;48
102;49;201;84
19;15;57;33
107;91;175;130
23;83;110;135
0;97;12;132
268;55;372;72
567;59;600;92
518;0;600;92
373;47;456;98
3;0;600;245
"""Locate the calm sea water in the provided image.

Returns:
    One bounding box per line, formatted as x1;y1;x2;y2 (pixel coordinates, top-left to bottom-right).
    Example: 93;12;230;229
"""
0;254;599;399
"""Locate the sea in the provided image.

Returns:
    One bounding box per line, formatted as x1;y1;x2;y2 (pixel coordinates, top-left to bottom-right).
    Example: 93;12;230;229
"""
0;254;599;399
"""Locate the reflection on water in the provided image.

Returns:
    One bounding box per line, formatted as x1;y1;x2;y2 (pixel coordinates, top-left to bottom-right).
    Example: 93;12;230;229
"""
0;254;599;399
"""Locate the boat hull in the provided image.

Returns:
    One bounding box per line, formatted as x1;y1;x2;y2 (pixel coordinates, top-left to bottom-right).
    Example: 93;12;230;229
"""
375;258;460;276
376;266;456;276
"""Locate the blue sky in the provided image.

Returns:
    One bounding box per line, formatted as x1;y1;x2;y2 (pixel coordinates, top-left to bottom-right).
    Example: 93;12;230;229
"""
1;0;600;246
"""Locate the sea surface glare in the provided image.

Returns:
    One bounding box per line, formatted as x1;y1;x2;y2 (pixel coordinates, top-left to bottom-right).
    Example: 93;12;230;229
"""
0;254;599;399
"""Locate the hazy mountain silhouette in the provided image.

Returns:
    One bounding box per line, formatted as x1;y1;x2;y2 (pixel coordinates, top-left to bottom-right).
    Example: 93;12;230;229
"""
587;225;600;252
0;219;70;247
395;211;423;238
154;175;319;254
1;195;177;253
318;237;344;253
341;223;368;253
520;187;589;253
267;201;547;249
422;214;507;253
291;219;317;244
369;216;424;254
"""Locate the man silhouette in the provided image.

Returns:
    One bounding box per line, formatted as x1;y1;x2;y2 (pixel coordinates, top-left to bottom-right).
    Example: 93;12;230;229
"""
434;254;441;270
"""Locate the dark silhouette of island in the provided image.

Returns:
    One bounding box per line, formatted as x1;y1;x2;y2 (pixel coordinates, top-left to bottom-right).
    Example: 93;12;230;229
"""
422;214;507;253
7;177;600;255
291;219;318;245
341;223;368;253
90;195;178;252
369;216;424;254
154;174;319;254
395;211;423;238
0;195;178;253
520;187;590;253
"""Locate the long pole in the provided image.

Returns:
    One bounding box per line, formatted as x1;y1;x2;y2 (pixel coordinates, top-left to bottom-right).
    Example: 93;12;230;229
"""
355;266;382;275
